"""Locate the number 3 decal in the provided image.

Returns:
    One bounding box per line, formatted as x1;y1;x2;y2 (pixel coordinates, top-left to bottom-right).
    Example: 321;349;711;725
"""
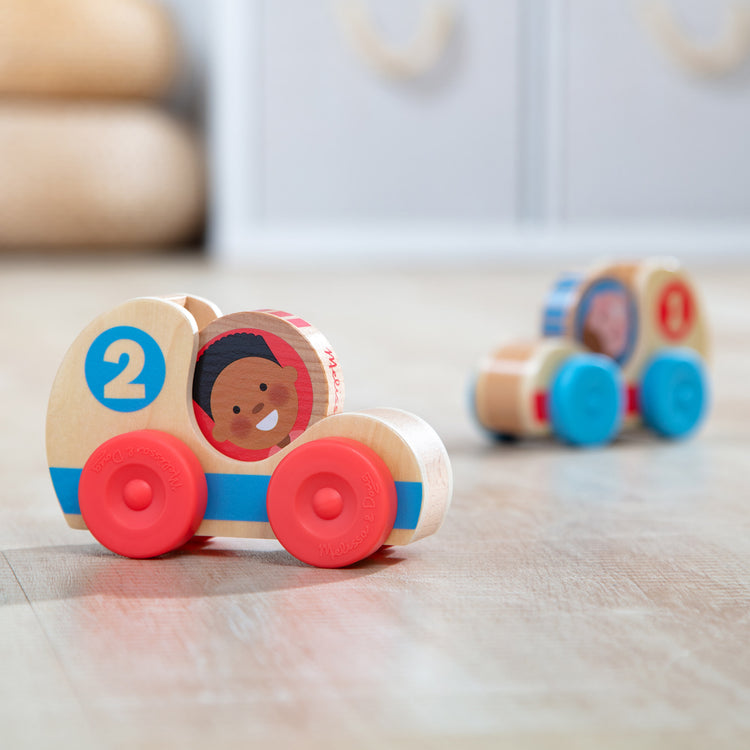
85;326;166;412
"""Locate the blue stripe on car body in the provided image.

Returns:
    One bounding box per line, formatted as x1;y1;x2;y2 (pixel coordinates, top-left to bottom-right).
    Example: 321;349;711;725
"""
49;468;423;531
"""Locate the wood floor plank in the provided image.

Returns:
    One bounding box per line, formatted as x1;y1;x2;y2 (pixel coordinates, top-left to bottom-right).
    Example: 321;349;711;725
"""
1;258;749;748
0;552;99;748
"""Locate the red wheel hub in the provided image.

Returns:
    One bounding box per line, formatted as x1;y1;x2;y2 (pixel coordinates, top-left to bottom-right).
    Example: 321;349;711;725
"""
267;437;397;568
79;430;207;558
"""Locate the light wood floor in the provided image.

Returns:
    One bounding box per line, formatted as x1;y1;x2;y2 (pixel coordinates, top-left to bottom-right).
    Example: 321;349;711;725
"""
1;255;749;749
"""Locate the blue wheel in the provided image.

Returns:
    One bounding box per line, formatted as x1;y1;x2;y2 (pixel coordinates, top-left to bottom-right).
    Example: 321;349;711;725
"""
549;354;623;446
640;349;708;439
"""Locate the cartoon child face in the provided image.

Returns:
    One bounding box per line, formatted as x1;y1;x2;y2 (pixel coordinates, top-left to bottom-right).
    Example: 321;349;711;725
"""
210;357;298;451
581;289;630;360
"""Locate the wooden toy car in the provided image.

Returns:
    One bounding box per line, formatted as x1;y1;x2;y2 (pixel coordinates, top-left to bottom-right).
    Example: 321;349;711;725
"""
47;295;452;566
473;258;710;446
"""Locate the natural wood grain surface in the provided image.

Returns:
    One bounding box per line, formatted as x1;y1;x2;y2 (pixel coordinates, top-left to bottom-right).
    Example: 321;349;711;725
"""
1;256;749;749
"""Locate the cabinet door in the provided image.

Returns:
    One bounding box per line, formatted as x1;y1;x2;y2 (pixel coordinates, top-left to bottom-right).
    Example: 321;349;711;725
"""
558;0;750;222
260;0;520;225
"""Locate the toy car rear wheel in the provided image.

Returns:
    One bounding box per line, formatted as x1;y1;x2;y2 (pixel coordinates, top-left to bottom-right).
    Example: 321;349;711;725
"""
79;430;207;558
267;437;398;568
641;349;708;438
549;353;623;446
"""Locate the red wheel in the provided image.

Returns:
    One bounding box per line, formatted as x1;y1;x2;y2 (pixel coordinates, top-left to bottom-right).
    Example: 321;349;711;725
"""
267;437;397;568
79;430;207;558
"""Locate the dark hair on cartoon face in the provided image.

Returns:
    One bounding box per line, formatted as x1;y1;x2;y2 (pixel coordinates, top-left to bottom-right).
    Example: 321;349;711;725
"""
193;332;279;420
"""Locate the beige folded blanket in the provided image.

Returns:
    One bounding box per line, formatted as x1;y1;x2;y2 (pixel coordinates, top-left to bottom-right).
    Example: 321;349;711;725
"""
0;0;178;98
0;102;204;247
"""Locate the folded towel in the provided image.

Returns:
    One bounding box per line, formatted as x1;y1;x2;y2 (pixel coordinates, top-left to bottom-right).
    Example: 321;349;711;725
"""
0;102;204;247
0;0;178;98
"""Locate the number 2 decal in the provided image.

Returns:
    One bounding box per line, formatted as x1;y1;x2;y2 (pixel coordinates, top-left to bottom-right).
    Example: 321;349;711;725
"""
103;339;147;400
85;326;166;412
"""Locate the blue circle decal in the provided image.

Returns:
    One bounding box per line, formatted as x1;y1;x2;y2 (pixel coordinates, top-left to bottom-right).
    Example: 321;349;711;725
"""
85;326;166;412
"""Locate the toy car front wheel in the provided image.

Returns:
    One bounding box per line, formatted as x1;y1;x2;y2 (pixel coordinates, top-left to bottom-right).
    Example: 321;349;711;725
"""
549;353;623;446
641;349;708;438
79;430;207;558
267;437;398;568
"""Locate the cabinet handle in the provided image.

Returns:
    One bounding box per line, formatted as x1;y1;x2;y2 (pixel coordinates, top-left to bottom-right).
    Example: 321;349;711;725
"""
638;0;750;77
333;0;456;79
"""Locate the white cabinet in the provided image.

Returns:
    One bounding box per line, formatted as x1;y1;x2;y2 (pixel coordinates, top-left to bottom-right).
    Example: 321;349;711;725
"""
211;0;521;260
559;0;750;222
209;0;750;262
262;0;520;225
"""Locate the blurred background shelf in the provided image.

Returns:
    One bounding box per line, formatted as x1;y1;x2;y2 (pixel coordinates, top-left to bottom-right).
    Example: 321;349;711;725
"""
2;0;749;262
204;0;750;264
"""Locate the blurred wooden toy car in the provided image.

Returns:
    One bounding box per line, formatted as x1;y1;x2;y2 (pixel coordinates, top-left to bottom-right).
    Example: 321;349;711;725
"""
47;295;452;566
473;258;709;446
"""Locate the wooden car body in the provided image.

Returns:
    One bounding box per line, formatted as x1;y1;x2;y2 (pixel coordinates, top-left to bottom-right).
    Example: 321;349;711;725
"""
474;258;710;445
47;295;452;566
